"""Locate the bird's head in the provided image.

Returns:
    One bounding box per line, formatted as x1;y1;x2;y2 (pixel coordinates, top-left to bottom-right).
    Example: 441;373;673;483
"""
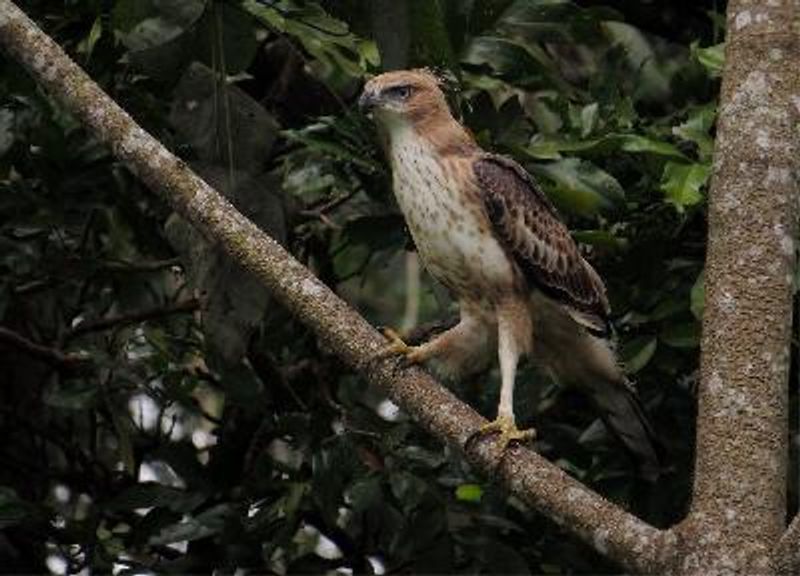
358;69;451;127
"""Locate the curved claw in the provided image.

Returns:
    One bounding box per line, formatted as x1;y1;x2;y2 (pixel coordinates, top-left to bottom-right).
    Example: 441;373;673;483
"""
376;327;426;364
466;414;536;453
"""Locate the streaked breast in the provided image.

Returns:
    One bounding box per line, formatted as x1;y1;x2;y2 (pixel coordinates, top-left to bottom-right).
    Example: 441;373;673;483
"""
388;130;515;297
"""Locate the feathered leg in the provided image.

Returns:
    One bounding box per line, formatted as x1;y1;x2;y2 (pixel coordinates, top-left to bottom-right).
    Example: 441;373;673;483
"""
378;306;492;375
470;300;536;451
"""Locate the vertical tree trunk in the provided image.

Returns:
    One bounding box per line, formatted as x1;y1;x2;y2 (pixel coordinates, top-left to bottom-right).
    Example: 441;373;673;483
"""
679;0;799;573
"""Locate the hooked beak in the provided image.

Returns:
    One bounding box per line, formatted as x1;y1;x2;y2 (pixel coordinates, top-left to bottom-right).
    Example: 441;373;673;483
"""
358;88;380;112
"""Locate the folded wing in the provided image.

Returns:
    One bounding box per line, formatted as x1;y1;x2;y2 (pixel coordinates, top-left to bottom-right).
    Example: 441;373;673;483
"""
474;154;611;335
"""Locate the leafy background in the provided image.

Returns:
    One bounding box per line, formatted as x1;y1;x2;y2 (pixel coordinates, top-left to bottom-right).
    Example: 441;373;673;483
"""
0;0;794;574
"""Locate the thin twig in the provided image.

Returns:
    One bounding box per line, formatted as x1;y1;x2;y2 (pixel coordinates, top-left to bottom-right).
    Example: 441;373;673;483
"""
11;258;180;296
68;298;200;338
13;277;56;295
99;257;181;273
0;325;89;373
300;190;356;217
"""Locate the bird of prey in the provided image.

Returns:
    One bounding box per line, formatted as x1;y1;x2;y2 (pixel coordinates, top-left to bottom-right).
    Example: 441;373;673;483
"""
359;69;660;478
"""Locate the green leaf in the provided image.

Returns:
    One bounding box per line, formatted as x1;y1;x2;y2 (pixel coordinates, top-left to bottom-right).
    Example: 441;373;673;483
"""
649;295;688;321
348;477;384;514
692;42;725;77
242;0;365;82
283;126;381;173
170;63;280;171
495;0;615;44
660;162;710;210
112;0;156;33
107;483;206;514
455;483;483;503
149;503;232;545
531;158;625;216
107;395;137;476
119;0;205;51
526;133;685;161
621;336;657;374
525;135;602;159
0;109;13;157
164;167;284;364
77;17;103;61
0;487;31;529
614;134;686;160
690;270;705;320
390;471;430;512
463;36;554;86
467;0;515;36
572;230;628;251
604;21;672;103
43;381;98;410
579;103;598;137
201;3;260;75
408;0;458;69
660;322;701;349
673;104;716;160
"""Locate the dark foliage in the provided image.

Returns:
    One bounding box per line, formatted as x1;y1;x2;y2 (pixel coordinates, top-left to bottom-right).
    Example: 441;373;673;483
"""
1;0;778;574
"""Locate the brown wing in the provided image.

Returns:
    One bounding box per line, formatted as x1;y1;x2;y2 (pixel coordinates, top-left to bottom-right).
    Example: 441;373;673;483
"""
474;154;611;335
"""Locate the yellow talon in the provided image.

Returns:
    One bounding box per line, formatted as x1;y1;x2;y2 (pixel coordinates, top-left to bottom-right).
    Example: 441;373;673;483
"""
468;414;536;452
381;327;411;355
377;327;426;364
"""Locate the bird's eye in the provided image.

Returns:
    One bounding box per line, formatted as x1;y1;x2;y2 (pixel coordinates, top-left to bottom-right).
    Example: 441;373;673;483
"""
386;85;412;100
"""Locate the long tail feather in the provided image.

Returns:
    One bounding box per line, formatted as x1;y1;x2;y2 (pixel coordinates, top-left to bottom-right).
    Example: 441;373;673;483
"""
590;380;662;481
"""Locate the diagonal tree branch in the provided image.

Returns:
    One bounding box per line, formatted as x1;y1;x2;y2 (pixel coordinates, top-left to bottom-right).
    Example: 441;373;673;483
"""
0;2;675;572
